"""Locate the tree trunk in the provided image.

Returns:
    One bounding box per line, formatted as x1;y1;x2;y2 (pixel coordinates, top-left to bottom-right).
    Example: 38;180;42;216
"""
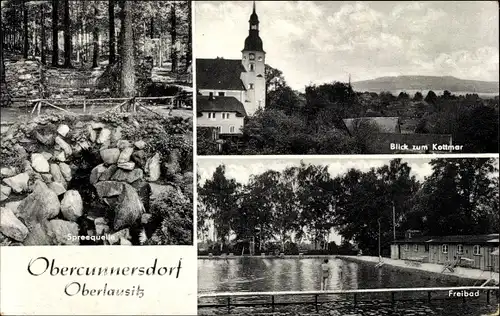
51;0;59;66
119;0;136;97
41;4;46;64
170;2;177;73
23;0;29;59
1;21;5;83
108;0;116;64
185;0;191;72
63;0;72;67
92;3;99;68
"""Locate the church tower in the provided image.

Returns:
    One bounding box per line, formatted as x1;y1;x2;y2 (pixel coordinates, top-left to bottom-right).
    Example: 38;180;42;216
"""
240;1;266;116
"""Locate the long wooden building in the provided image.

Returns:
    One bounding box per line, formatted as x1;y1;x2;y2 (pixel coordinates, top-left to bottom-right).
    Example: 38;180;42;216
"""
391;233;499;272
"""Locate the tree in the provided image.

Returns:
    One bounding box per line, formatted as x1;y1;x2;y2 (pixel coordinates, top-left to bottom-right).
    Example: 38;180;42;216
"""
22;0;28;59
424;90;437;104
397;91;409;100
119;0;136;96
51;0;59;66
413;91;423;101
265;64;287;92
407;158;499;235
62;0;71;67
108;0;116;64
199;165;240;250
169;1;177;73
40;2;47;64
91;2;99;68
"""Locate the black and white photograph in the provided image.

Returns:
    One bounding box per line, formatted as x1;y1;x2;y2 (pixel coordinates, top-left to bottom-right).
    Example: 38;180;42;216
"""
195;1;499;155
0;0;193;246
197;156;499;315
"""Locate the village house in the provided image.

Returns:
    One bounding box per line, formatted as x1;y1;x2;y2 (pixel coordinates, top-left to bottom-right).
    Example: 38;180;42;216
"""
196;1;266;126
391;233;499;272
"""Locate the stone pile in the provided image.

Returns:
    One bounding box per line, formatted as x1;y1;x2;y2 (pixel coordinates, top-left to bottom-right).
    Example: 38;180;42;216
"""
44;68;107;100
0;116;190;246
4;59;42;100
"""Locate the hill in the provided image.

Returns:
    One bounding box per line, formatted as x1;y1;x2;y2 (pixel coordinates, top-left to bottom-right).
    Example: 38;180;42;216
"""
352;76;499;94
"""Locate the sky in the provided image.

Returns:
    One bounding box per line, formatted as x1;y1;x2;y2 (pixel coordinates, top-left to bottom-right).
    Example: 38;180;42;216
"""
194;1;499;91
197;157;434;186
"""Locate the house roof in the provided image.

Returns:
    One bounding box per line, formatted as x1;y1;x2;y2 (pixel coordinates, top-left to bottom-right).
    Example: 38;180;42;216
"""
343;117;401;134
196;58;246;91
393;234;500;245
197;96;247;117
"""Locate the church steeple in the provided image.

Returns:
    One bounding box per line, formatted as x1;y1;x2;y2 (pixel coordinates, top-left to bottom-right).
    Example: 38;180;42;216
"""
243;1;263;52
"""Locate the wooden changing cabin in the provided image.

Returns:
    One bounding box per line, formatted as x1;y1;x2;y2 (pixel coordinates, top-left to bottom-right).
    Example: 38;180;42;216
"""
391;233;499;272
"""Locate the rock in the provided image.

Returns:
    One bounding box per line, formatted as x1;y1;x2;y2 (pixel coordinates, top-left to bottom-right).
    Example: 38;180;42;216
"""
22;160;33;173
109;228;131;245
94;181;124;198
99;165;118;181
100;148;120;165
87;125;97;142
23;222;51;245
164;149;181;177
41;173;53;183
95;223;109;235
120;237;132;245
118;147;134;163
41;152;53;161
117;140;132;150
145;153;161;181
134;140;146;150
113;183;145;230
5;200;22;216
59;163;72;182
117;162;135;170
97;128;111;144
54;150;66;162
14;144;27;157
48;182;66;196
0;207;29;241
131;150;147;168
2;172;29;193
55;136;72;156
31;153;50;173
19;73;32;80
89;164;107;184
111;126;122;142
34;131;54;145
91;122;105;129
141;213;153;224
57;124;70;137
112;168;143;183
1;167;17;178
50;163;66;186
46;219;79;245
1;184;12;201
61;190;83;221
94;217;107;226
17;181;60;226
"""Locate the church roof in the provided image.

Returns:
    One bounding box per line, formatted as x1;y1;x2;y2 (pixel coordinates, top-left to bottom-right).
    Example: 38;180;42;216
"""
197;96;247;117
243;35;264;52
196;58;246;91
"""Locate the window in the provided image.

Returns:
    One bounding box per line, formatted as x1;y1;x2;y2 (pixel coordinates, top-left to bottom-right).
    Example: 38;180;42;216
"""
229;126;235;133
413;244;418;252
250;64;254;71
222;113;230;120
249;53;255;60
473;245;481;255
404;244;409;251
251;24;257;30
457;244;464;254
207;112;216;120
442;244;448;254
258;56;263;61
218;92;225;97
424;244;429;252
209;92;214;97
216;126;222;133
249;83;254;90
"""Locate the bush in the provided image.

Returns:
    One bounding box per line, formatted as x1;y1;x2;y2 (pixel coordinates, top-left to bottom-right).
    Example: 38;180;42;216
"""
145;190;193;245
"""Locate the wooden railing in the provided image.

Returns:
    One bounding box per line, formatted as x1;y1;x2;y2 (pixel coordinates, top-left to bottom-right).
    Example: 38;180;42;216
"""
198;286;499;313
27;95;192;117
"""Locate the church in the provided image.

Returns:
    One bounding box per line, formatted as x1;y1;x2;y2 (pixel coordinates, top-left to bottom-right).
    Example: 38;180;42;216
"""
196;2;266;135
